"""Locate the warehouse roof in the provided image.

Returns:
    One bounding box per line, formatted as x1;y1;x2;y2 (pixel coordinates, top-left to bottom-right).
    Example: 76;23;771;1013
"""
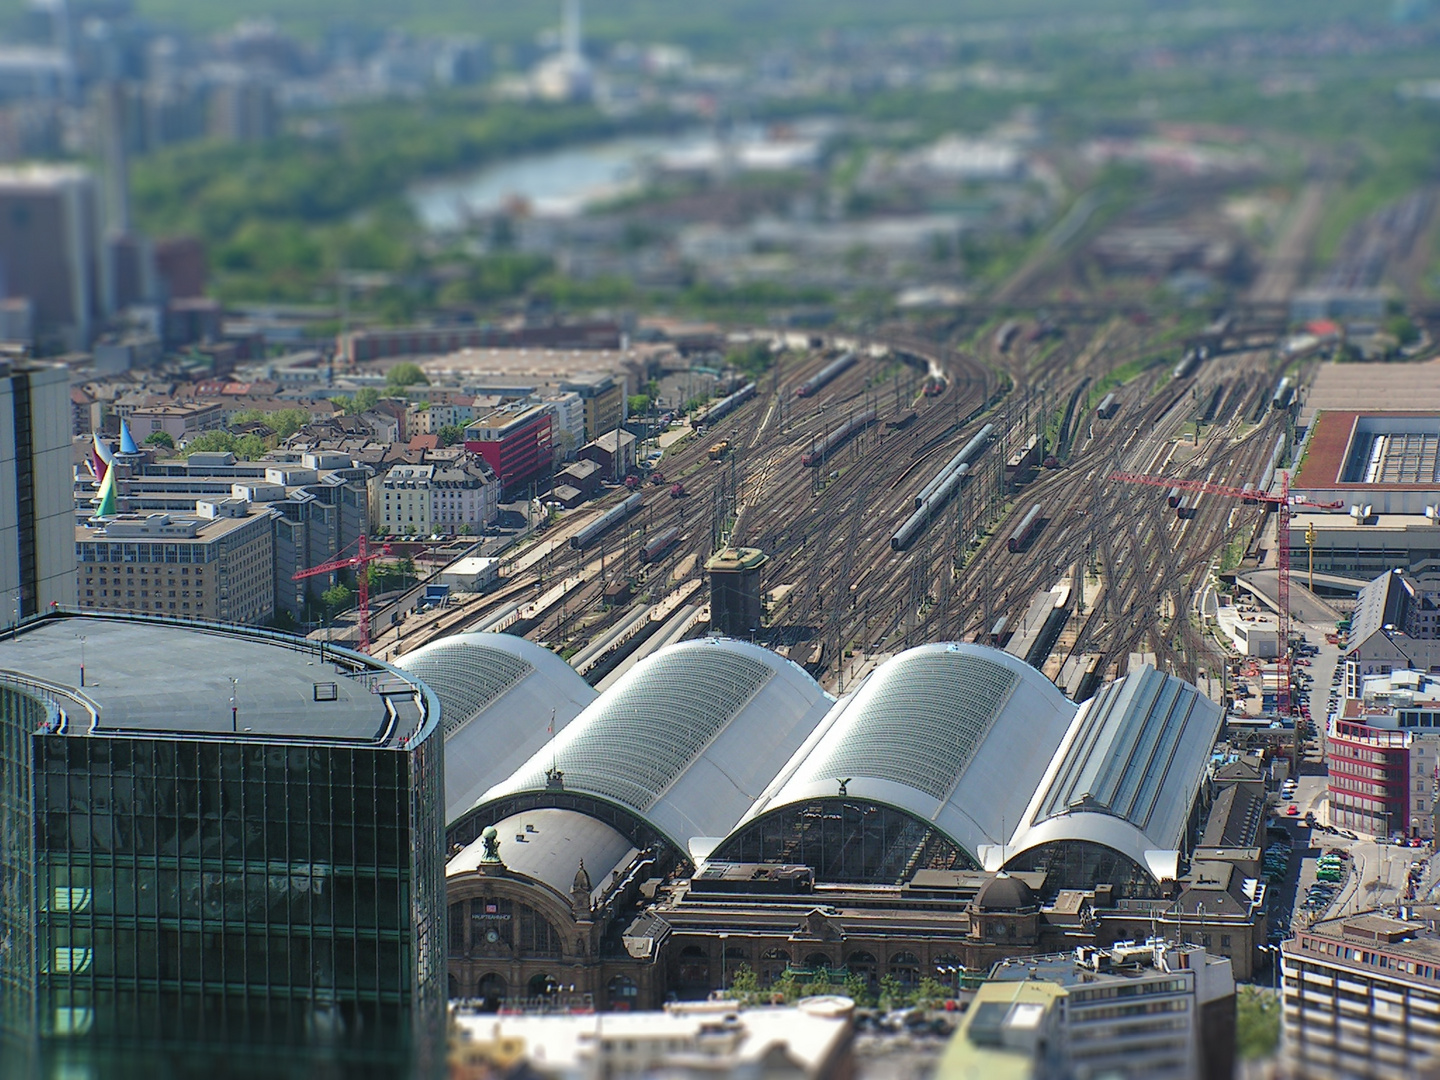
392;632;596;823
1006;665;1225;883
475;638;833;857
732;643;1078;870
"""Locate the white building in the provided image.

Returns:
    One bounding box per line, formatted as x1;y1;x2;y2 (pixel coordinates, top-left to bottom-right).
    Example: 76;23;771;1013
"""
541;392;584;461
379;464;435;535
450;997;854;1079
431;460;498;532
1;360;76;621
1283;910;1440;1080
986;941;1236;1080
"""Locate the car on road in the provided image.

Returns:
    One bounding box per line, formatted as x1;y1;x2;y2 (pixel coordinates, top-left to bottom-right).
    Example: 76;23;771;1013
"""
1286;804;1301;816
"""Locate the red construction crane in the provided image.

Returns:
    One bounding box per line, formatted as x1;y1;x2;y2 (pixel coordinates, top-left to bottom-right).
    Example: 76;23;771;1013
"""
1109;470;1297;720
294;535;390;653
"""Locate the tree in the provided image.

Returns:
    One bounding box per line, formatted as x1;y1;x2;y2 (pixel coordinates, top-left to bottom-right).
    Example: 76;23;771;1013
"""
458;523;474;536
336;388;382;415
727;963;760;1005
321;584;353;613
386;362;429;390
725;340;773;379
266;408;311;439
438;424;465;447
877;974;905;1011
627;393;651;415
909;976;948;1009
143;431;175;449
843;972;874;1007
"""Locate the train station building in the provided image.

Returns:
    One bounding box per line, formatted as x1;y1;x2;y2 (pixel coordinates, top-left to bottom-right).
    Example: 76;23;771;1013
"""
435;636;1258;1009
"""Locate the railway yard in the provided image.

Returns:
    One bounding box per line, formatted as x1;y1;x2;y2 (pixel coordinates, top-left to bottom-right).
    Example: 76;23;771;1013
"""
372;312;1302;698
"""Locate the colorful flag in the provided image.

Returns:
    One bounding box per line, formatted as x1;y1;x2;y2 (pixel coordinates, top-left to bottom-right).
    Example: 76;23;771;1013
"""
93;466;116;518
90;433;114;483
119;420;139;455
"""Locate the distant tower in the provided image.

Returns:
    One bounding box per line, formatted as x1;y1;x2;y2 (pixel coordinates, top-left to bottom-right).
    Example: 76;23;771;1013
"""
563;0;583;63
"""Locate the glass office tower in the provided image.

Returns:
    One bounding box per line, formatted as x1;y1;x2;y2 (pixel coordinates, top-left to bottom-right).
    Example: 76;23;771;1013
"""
0;614;445;1080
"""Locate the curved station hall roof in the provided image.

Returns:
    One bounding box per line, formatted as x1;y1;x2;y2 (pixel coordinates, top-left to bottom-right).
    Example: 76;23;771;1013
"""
1006;665;1225;883
447;807;638;907
392;632;597;823
732;643;1078;870
476;637;834;857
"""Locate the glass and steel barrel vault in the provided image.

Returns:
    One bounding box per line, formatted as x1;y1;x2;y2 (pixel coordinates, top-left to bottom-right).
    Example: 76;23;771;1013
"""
0;613;446;1080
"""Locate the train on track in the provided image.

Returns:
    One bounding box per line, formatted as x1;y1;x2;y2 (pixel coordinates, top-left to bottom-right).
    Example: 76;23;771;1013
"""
1272;376;1294;411
696;382;756;427
642;526;681;562
570;493;644;550
1096;392;1119;419
801;409;877;467
708;440;732;461
1006;504;1043;552
795;352;857;398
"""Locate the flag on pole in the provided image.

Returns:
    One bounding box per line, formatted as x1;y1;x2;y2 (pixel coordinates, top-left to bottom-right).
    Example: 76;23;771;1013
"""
93;466;117;518
90;432;114;483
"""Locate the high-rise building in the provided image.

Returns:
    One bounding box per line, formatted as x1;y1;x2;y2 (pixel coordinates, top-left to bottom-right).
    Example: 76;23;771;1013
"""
1329;668;1440;839
0;613;446;1078
1;359;76;623
0;165;102;349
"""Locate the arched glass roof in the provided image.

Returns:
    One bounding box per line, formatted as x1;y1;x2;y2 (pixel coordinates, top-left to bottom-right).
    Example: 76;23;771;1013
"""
1006;665;1224;883
731;643;1078;870
477;637;834;857
393;633;597;823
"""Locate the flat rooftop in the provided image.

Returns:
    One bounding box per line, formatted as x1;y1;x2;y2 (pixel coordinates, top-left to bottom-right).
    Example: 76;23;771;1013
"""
1303;360;1440;423
1297;912;1440;967
1295;411;1440;492
0;614;432;746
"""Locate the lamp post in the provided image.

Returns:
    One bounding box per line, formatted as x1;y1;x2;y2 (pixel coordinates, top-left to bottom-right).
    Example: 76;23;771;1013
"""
77;635;85;688
229;677;238;733
719;933;729;995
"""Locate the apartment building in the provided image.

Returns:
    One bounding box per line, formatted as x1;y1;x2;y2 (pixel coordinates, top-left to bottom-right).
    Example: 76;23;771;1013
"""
1283;910;1440;1080
76;499;276;625
128;400;225;443
375;460;498;535
464;403;553;495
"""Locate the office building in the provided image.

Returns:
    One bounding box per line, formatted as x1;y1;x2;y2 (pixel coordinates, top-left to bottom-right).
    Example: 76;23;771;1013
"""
96;452;373;622
986;942;1236;1080
1;360;76;623
76;501;276;625
1330;669;1440;839
464;405;553;496
1283;910;1440;1080
0;614;446;1078
0;165;101;348
560;373;626;444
